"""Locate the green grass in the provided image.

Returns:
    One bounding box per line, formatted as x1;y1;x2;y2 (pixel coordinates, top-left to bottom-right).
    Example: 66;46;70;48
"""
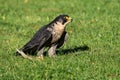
0;0;120;79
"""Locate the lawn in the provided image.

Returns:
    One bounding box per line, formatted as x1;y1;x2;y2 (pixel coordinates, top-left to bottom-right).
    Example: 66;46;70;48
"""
0;0;120;80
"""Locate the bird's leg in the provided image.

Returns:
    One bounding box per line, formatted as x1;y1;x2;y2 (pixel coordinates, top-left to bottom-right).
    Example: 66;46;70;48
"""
37;47;44;60
48;45;57;57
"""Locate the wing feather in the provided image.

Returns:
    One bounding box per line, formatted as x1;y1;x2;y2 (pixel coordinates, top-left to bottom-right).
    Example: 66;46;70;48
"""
22;26;52;53
57;31;68;48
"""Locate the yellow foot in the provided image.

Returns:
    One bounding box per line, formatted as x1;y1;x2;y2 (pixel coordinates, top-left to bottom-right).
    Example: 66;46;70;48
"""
36;56;43;60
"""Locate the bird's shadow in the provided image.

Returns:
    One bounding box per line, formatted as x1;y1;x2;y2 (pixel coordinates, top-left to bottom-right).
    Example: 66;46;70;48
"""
43;45;89;56
56;45;89;55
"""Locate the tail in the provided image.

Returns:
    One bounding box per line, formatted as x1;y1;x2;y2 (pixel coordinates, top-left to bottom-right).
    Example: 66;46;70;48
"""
16;49;33;61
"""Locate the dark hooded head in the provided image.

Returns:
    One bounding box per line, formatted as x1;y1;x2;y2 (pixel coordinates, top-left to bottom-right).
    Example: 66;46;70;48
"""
53;14;72;25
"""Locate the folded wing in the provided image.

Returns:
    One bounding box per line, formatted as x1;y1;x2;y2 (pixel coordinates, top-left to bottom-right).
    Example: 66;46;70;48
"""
22;26;52;54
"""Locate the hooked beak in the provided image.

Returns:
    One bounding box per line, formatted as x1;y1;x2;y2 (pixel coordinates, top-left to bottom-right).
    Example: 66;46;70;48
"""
66;17;73;22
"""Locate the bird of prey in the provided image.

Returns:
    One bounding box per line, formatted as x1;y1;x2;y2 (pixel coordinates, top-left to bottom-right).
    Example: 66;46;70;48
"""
16;14;72;60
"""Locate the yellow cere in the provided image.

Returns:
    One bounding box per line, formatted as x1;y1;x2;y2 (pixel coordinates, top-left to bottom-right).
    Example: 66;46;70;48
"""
65;16;70;21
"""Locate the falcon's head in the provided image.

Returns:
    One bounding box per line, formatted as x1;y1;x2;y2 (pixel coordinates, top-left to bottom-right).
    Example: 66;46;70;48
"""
54;14;72;25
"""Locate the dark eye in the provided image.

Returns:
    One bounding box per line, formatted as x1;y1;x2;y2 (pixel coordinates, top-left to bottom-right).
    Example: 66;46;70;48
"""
64;16;69;21
64;16;68;19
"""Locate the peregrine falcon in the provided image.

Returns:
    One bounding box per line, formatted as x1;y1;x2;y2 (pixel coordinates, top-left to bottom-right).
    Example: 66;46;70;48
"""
16;14;72;60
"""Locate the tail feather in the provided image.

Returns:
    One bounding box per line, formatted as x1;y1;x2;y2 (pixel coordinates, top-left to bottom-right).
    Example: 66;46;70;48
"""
16;49;33;61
